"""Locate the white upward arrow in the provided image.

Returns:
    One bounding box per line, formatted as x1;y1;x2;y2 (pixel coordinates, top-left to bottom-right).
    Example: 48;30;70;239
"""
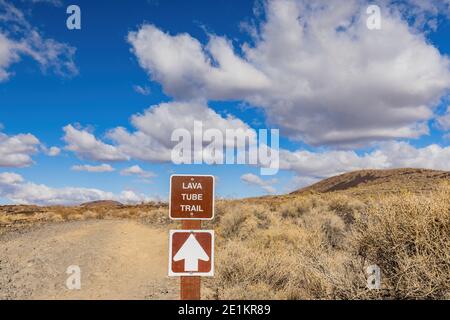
173;234;210;272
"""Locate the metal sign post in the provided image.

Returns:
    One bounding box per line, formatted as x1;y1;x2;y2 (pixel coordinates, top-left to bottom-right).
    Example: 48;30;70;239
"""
168;175;215;300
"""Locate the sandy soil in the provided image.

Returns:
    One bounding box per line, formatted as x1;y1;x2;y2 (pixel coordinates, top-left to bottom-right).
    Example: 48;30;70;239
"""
0;220;178;300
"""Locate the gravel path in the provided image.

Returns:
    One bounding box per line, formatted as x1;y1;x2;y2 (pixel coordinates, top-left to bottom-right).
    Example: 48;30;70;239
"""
0;220;178;300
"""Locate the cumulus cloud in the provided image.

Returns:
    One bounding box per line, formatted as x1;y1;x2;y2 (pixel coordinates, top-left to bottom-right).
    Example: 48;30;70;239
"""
120;165;155;179
0;131;40;167
63;125;129;162
0;32;18;81
45;146;61;156
0;0;77;82
62;101;450;183
64;101;254;163
128;26;270;101
281;141;450;183
71;164;115;173
56;0;450;185
128;0;450;147
0;172;153;205
287;176;321;191
437;107;450;131
0;172;23;184
241;173;277;194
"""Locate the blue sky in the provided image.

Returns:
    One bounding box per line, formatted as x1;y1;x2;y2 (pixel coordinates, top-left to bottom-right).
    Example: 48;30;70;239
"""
0;0;450;205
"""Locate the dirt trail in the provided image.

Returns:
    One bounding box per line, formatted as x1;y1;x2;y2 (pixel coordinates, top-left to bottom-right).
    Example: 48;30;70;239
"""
0;220;178;300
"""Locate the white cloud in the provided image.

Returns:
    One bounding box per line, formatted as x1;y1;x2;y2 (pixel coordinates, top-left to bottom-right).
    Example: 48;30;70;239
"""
133;84;151;95
116;100;253;156
281;141;450;181
128;25;270;101
0;131;40;167
63;124;129;162
287;176;321;191
128;0;450;147
279;148;386;179
241;173;277;194
0;172;23;184
71;164;115;173
64;101;253;163
0;33;18;81
0;0;77;82
120;165;155;179
437;107;450;131
46;146;61;156
385;0;450;30
0;172;153;205
62;102;450;183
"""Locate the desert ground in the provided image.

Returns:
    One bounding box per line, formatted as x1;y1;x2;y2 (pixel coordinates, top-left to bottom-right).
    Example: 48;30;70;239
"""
0;168;449;300
0;220;178;300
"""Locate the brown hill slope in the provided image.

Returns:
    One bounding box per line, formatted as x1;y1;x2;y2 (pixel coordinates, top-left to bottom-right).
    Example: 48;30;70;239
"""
80;200;124;208
292;168;450;195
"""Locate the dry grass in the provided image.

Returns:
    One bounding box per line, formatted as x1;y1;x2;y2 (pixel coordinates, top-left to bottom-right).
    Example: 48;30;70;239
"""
207;183;450;300
0;202;172;234
0;180;449;300
354;188;450;299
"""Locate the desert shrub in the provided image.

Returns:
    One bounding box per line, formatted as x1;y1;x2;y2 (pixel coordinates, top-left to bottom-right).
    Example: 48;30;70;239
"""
280;197;323;219
208;185;450;300
252;205;273;229
219;208;254;239
66;213;84;221
47;212;64;222
327;194;365;225
113;209;133;219
139;207;171;226
353;189;450;299
1;180;448;300
253;226;307;251
288;205;348;251
212;240;296;299
320;213;347;249
217;203;274;240
213;201;229;224
0;214;10;226
211;226;363;300
83;210;99;220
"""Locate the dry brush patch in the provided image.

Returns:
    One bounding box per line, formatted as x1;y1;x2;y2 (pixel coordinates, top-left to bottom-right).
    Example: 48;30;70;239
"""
0;202;172;235
0;183;449;300
206;185;450;300
354;188;450;299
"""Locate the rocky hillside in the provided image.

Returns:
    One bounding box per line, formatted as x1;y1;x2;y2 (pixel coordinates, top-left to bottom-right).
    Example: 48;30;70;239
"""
292;168;450;195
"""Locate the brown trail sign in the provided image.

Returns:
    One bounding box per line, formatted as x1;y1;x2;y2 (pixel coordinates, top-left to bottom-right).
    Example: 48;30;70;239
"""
168;175;215;300
169;175;214;220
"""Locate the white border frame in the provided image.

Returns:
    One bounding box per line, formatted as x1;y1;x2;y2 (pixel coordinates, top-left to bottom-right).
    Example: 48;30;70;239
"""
168;230;215;277
169;174;215;221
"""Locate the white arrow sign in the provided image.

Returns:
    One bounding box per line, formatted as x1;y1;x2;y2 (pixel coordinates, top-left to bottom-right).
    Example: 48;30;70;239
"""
169;230;214;277
173;234;209;272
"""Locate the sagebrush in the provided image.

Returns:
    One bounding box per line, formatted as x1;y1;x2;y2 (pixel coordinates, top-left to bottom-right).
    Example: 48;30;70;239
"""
1;184;449;299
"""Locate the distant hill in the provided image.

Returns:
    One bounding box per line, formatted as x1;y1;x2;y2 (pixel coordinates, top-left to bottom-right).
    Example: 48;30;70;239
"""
292;168;450;195
80;200;124;208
